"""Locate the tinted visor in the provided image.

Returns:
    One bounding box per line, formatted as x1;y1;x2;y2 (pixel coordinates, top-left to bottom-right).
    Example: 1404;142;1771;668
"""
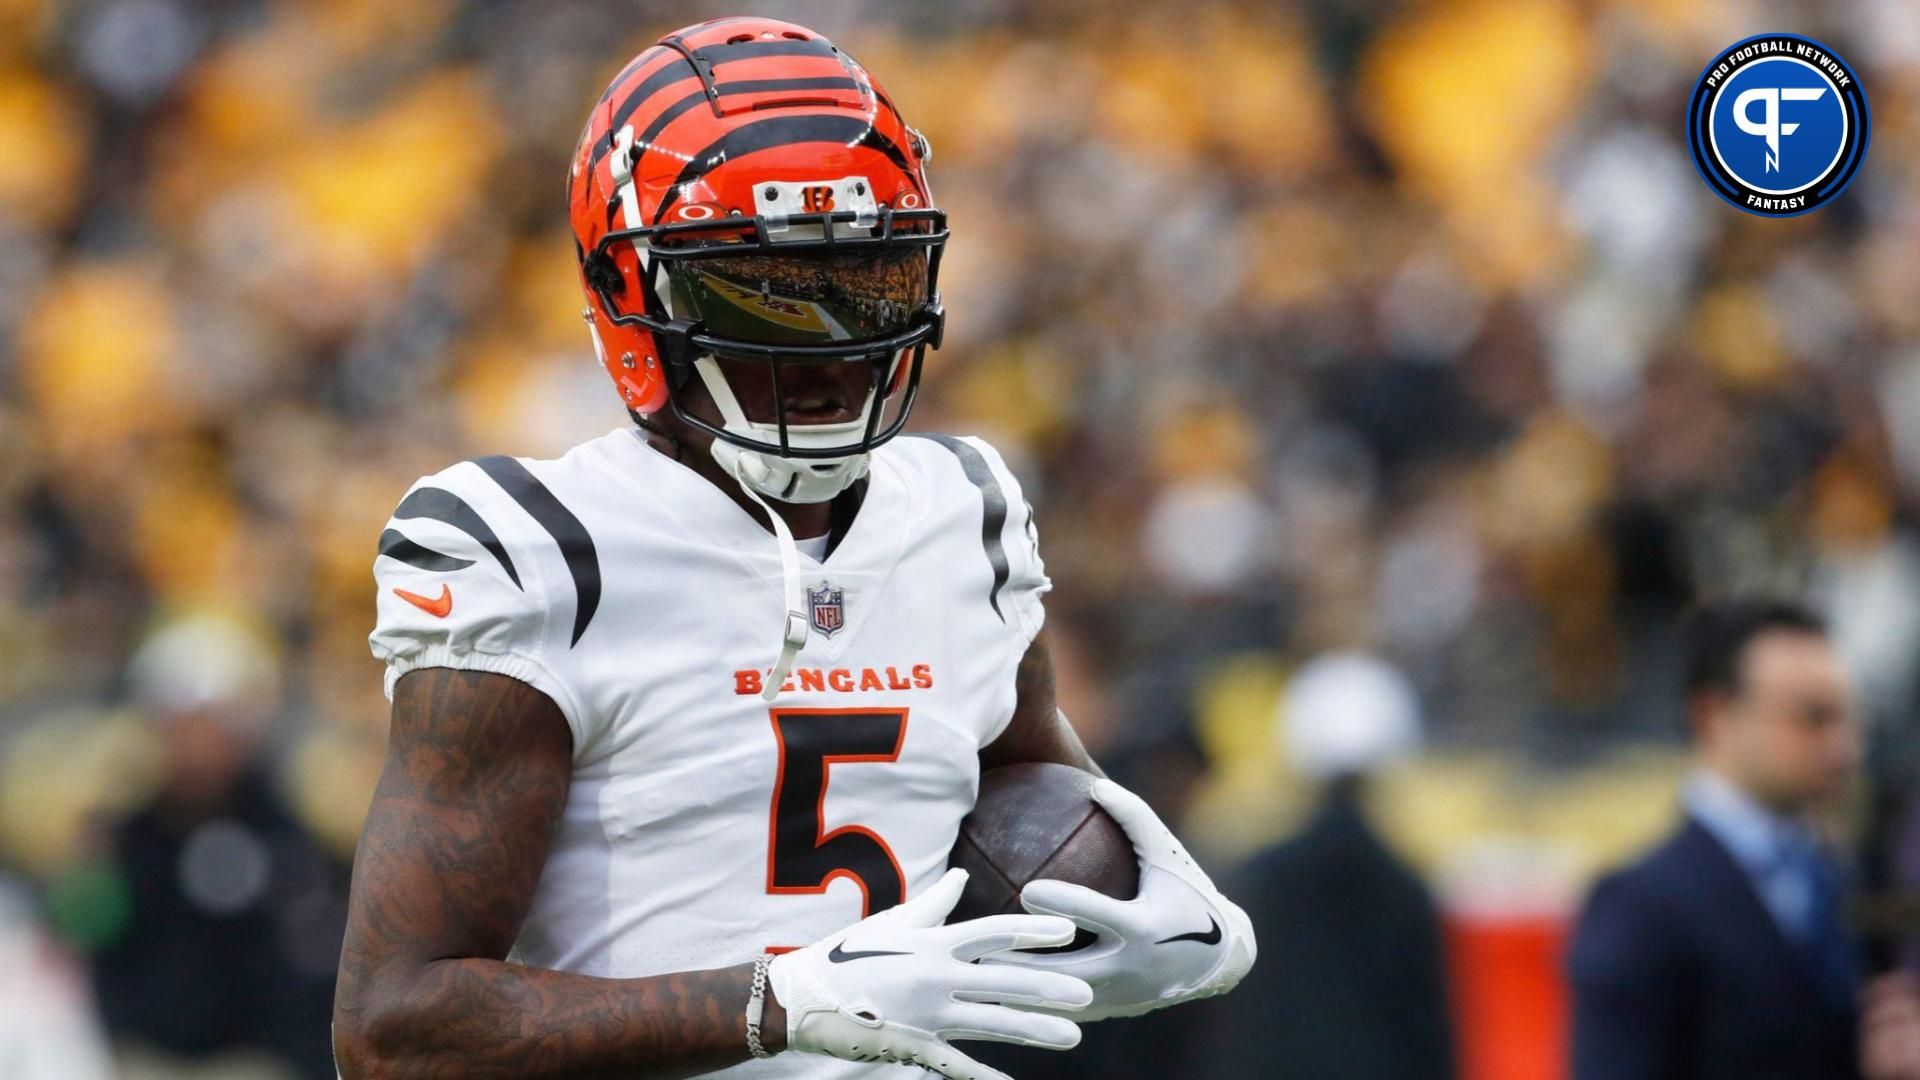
663;246;930;348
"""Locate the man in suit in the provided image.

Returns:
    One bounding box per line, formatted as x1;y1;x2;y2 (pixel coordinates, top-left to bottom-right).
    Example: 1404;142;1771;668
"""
1569;599;1920;1079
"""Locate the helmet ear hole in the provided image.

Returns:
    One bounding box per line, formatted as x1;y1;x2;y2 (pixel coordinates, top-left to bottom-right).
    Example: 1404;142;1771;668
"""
585;253;624;298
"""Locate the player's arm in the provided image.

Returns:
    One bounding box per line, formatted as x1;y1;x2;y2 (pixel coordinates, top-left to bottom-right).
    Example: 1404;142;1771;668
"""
332;667;785;1079
979;629;1104;776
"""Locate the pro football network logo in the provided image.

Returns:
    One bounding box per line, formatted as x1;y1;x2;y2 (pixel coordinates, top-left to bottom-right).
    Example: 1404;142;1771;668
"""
807;582;845;638
1688;33;1869;217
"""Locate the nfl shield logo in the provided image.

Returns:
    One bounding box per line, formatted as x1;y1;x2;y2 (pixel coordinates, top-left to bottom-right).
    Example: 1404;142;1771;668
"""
807;582;845;638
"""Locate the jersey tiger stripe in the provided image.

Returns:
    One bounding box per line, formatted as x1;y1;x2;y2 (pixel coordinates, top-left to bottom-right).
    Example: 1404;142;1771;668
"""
471;455;603;647
909;434;1011;622
376;529;475;573
393;485;523;589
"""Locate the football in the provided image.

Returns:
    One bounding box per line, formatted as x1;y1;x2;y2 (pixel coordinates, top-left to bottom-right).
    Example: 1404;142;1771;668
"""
947;762;1140;950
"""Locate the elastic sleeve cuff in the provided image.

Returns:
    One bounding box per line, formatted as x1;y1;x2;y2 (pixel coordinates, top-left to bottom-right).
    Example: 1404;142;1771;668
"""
1013;591;1048;649
383;646;591;759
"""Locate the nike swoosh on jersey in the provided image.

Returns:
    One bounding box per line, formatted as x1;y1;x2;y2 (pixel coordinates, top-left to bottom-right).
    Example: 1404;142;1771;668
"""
393;584;454;618
828;942;910;963
1154;915;1221;946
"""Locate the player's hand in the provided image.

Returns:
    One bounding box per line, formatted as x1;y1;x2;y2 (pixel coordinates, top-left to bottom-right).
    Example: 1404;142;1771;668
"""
767;867;1092;1080
996;778;1256;1020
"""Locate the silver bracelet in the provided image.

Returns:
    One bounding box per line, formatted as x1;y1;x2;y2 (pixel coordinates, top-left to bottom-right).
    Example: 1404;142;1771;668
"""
746;953;774;1059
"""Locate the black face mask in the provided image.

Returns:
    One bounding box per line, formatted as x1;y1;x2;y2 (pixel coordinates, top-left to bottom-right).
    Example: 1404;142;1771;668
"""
588;206;948;459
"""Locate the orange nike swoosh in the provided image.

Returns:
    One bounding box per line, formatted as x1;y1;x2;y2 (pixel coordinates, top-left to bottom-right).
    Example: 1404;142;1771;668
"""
394;584;453;618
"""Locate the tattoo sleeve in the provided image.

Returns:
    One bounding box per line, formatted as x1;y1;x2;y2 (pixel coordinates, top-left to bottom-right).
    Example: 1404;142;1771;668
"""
333;668;786;1079
980;629;1105;776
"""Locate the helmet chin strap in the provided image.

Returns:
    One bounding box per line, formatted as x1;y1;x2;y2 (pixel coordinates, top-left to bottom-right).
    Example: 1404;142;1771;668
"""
728;452;810;702
695;356;871;506
710;439;868;505
693;356;872;700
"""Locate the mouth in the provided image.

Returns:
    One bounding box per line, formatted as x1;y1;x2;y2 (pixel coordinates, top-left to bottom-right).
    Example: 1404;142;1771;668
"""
782;396;859;424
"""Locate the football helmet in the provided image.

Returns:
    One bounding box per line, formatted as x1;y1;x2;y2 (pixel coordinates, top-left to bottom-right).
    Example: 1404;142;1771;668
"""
568;17;947;504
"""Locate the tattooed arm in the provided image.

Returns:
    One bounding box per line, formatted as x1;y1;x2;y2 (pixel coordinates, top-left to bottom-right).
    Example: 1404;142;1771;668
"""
980;629;1104;775
332;668;786;1079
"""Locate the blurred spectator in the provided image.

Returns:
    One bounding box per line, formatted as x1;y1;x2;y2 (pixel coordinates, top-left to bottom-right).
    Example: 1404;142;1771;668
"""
1566;600;1897;1079
1190;651;1455;1080
85;615;346;1080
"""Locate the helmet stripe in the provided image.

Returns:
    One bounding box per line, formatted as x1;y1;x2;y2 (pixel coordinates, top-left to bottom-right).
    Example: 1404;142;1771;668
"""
602;77;868;228
717;76;861;96
695;37;837;65
653;114;914;222
602;90;707;229
596;48;666;106
592;39;845;179
591;59;705;176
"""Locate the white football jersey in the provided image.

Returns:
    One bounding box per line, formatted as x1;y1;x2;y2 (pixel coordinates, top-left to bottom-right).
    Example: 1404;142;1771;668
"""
368;427;1048;1078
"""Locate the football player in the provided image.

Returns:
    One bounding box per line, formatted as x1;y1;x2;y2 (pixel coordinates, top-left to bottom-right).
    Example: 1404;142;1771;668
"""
332;17;1253;1080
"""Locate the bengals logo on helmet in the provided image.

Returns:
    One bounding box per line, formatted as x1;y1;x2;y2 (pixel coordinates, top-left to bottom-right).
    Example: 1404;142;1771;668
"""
801;185;836;213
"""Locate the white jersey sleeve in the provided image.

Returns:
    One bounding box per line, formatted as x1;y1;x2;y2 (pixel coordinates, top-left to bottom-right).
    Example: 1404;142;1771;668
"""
950;435;1051;647
901;433;1052;750
368;461;590;749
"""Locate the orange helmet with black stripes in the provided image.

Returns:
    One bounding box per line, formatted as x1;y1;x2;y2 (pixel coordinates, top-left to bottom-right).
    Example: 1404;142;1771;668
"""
568;17;946;468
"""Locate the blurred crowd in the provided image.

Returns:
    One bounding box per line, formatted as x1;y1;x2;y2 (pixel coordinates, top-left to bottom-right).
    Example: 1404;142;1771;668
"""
2;0;1919;1076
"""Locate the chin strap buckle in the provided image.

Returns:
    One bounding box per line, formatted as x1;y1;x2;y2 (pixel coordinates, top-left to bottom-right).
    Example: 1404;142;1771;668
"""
763;613;808;702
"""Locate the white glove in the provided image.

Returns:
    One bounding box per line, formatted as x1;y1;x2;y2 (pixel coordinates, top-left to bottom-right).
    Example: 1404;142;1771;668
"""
995;778;1256;1020
767;867;1093;1080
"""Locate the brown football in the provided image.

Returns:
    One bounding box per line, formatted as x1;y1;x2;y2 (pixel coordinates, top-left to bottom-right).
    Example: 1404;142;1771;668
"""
947;762;1139;950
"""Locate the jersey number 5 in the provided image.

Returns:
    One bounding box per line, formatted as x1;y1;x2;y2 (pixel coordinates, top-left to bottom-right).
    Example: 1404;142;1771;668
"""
767;707;908;916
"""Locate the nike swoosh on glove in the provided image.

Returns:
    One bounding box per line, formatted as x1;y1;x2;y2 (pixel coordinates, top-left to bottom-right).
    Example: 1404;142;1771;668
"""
991;778;1256;1021
767;867;1094;1080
